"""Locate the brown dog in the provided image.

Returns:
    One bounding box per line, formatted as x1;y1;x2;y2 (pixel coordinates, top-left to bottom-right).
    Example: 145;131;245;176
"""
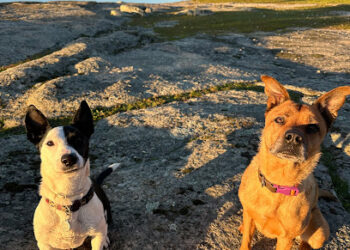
238;75;350;250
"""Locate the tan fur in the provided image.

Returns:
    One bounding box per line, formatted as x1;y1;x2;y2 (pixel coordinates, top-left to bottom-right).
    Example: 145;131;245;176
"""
238;76;350;250
33;127;108;250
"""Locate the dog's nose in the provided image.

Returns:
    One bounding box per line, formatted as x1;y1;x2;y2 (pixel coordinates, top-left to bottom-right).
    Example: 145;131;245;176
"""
61;153;78;167
285;130;303;145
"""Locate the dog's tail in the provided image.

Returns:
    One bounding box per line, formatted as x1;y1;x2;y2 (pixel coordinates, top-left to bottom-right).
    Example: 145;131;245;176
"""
95;163;121;185
318;189;338;201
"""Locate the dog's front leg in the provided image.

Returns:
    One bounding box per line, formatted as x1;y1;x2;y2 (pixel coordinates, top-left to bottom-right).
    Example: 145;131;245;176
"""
276;237;293;250
239;209;256;250
91;219;108;250
37;242;54;250
91;234;108;250
300;207;329;249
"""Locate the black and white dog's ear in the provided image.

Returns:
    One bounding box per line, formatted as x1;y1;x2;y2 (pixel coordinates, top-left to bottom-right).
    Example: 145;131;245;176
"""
72;100;94;138
25;105;51;146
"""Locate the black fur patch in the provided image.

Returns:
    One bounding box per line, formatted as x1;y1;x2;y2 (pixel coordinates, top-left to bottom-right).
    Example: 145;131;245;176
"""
93;180;112;224
25;105;51;147
297;104;303;111
72;100;94;139
317;103;333;130
63;126;90;162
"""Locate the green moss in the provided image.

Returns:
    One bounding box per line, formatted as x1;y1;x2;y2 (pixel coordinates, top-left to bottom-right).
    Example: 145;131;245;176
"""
130;5;350;40
91;82;261;121
289;90;304;102
0;125;26;137
49;116;72;128
321;149;350;212
0;116;72;138
276;52;302;61
0;81;303;137
310;53;326;59
181;167;195;174
0;48;56;73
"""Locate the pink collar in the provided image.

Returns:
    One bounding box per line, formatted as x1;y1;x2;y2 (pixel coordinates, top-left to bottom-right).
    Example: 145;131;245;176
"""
258;170;300;196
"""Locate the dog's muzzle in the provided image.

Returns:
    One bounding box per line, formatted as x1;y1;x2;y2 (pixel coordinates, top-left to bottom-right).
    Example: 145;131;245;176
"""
61;153;78;168
271;129;307;162
284;129;304;146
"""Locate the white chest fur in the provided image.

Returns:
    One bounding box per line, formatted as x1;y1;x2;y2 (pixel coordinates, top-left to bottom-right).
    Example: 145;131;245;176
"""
33;194;107;249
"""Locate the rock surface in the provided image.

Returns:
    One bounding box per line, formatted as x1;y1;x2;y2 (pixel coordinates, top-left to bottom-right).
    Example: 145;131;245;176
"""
0;2;349;250
120;4;145;16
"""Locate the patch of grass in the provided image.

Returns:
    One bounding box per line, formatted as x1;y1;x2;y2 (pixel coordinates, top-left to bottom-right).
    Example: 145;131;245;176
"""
276;51;302;61
181;167;195;174
130;5;350;40
326;22;350;30
0;125;26;137
0;116;72;138
0;81;266;137
0;81;305;137
310;53;326;59
0;48;55;73
48;116;72;128
321;148;350;212
91;81;267;120
289;90;304;102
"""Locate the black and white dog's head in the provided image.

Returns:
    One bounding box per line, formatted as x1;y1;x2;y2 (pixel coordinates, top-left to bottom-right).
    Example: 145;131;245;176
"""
25;101;94;175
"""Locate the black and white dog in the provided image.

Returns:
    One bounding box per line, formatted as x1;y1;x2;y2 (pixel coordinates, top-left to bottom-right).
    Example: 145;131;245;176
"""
25;101;118;250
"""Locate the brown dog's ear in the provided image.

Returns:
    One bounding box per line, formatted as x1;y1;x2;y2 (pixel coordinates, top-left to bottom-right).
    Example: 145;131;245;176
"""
261;75;290;113
313;86;350;129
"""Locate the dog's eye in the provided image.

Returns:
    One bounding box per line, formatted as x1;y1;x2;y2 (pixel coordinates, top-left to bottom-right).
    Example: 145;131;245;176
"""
306;124;320;134
274;117;285;124
46;141;54;146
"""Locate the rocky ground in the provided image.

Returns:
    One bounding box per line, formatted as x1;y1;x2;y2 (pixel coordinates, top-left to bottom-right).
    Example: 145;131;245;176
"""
0;1;349;249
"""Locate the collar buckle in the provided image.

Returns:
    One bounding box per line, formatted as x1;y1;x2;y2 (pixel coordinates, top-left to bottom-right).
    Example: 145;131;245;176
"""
258;169;300;196
259;171;266;187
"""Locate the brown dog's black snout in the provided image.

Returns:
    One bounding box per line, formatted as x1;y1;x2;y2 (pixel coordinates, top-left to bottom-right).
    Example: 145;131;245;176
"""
61;153;78;167
284;130;303;145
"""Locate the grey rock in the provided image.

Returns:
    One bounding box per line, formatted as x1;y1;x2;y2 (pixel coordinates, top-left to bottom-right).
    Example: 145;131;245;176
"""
110;9;122;16
145;7;153;14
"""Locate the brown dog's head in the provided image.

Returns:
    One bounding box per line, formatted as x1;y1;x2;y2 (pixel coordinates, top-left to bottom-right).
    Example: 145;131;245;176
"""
261;75;350;163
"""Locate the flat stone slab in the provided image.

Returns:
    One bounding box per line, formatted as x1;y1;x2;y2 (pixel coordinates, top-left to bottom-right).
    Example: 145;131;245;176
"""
0;2;128;67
